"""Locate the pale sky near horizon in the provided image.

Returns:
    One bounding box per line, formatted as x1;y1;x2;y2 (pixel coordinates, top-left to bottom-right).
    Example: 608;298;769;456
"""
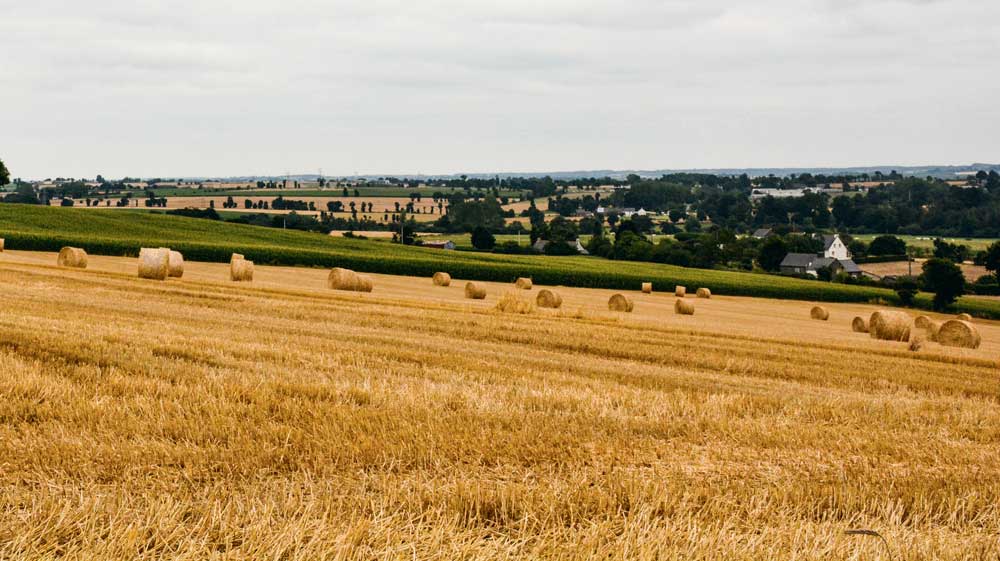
2;0;998;179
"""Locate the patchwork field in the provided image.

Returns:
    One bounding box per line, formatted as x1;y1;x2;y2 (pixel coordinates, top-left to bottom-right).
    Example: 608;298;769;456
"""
862;259;989;282
0;250;998;559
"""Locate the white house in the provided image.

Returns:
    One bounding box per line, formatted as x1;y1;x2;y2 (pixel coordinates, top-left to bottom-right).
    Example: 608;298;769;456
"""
822;234;850;260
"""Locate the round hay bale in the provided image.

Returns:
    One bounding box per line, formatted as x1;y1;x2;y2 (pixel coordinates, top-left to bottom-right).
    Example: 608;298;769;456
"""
675;285;686;298
908;333;925;352
432;272;451;287
515;277;533;290
137;247;169;280
0;238;4;252
536;289;563;309
167;250;184;278
924;320;942;342
464;282;486;300
230;256;254;282
851;316;869;333
810;306;829;321
674;299;695;315
328;267;373;292
936;320;981;349
956;313;973;322
496;291;534;314
608;293;634;312
57;247;88;269
358;275;374;292
696;287;711;299
231;253;245;261
869;310;911;342
641;282;652;294
914;315;932;329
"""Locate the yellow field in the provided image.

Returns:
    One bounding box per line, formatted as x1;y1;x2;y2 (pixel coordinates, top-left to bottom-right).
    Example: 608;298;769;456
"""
0;250;998;559
50;197;445;222
862;259;989;282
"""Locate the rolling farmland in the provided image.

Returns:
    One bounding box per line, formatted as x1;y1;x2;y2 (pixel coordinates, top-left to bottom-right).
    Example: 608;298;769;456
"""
4;205;1000;317
0;250;997;559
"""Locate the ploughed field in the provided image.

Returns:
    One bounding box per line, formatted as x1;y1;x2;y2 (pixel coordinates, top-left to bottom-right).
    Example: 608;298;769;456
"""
0;250;998;560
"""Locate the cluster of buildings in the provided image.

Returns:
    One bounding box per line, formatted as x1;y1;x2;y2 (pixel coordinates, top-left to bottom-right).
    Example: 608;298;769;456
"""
773;233;862;278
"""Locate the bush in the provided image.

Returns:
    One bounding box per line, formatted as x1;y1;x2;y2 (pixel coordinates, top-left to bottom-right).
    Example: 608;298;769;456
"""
493;241;532;255
895;277;919;306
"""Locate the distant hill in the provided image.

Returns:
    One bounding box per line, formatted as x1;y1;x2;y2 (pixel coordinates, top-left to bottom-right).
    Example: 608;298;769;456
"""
162;163;1000;182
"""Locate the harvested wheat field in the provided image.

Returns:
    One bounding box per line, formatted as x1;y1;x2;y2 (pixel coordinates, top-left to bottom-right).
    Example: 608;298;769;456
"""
0;249;999;560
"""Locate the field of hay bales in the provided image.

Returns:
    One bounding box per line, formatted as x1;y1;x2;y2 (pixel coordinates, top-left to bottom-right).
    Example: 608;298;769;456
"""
1;250;999;559
8;204;995;315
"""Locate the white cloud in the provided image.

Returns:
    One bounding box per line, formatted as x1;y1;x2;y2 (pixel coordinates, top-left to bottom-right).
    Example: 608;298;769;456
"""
1;0;998;178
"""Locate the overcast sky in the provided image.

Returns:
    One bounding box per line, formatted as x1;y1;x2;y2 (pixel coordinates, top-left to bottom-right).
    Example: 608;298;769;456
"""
2;0;998;179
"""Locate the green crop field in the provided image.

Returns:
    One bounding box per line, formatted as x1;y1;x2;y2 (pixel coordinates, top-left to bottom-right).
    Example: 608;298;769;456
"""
2;205;997;317
855;234;1000;252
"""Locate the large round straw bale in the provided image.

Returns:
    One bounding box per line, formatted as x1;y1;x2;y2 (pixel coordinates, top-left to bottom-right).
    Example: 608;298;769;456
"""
851;316;869;333
328;267;373;292
0;238;4;252
923;320;941;342
956;313;973;322
515;277;533;290
137;247;169;280
914;315;932;329
936;320;981;349
496;290;534;314
536;289;563;309
675;285;686;298
432;272;451;287
869;310;911;342
696;287;711;299
810;306;830;321
641;282;652;294
167;250;184;278
608;293;634;312
230;255;254;282
57;247;88;269
674;299;695;315
464;282;486;300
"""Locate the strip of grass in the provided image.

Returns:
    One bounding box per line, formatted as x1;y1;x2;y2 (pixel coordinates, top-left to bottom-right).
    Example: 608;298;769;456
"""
2;204;998;317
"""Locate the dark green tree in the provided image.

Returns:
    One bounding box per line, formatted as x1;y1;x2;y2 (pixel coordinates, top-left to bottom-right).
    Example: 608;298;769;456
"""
0;158;9;187
757;236;788;272
984;241;1000;283
921;258;966;310
471;226;495;250
868;235;906;256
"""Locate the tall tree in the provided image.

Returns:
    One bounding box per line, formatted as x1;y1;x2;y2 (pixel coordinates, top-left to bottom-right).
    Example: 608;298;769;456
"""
921;258;966;310
984;241;1000;283
0;157;9;187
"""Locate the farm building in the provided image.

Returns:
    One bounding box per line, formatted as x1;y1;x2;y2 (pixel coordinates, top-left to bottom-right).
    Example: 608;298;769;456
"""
780;234;860;277
422;240;456;250
532;238;589;255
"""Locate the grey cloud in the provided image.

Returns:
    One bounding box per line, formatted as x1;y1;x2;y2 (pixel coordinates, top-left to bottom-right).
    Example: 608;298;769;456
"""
1;0;998;178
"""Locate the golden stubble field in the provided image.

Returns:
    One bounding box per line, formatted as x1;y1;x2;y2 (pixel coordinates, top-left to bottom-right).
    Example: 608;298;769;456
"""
0;250;998;560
